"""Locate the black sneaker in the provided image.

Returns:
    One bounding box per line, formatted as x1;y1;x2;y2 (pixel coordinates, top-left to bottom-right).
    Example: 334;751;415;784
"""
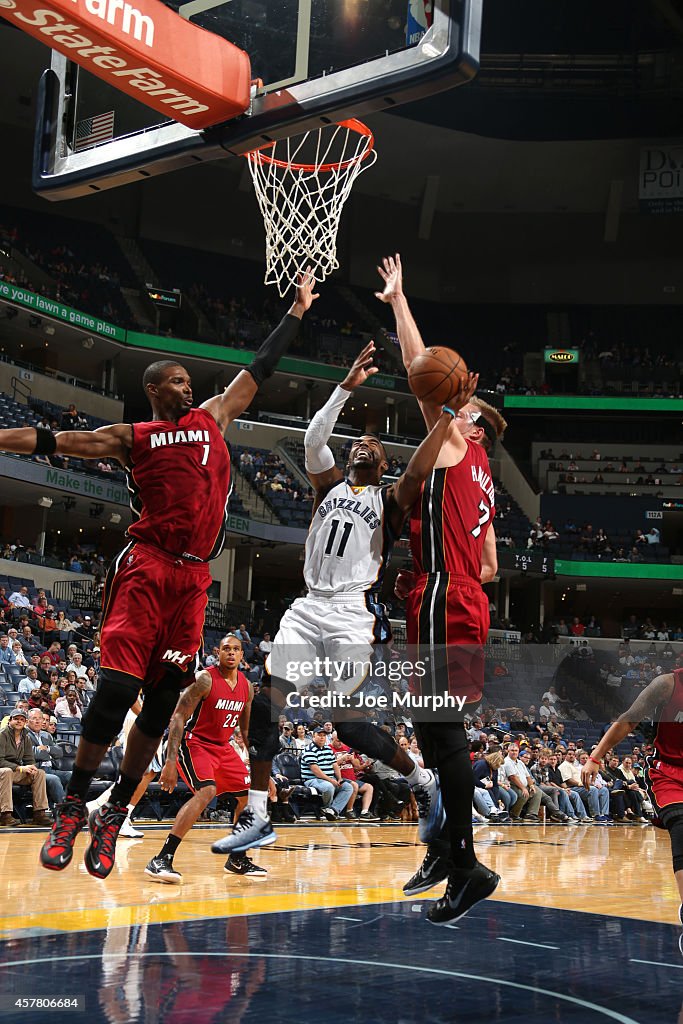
344;810;359;820
225;853;267;877
145;854;182;884
359;810;380;822
403;847;452;897
427;863;501;925
40;795;87;871
84;803;128;879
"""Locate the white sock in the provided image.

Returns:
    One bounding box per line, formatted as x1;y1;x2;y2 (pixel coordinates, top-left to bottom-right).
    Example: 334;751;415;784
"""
88;785;113;811
405;764;431;789
247;790;269;819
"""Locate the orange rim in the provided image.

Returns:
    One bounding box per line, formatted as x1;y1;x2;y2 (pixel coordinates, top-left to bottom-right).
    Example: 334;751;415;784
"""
244;119;375;172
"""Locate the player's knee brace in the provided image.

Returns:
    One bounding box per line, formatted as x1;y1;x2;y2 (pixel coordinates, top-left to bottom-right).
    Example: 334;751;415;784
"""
334;720;398;764
136;676;181;738
81;670;140;746
248;690;281;762
664;811;683;873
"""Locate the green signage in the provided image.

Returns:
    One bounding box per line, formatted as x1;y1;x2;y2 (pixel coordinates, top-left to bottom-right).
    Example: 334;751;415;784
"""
0;282;126;342
555;559;683;580
505;396;683;412
544;348;580;365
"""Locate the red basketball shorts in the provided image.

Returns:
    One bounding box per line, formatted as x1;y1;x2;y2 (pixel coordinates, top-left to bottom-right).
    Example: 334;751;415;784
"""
646;759;683;816
407;572;489;706
177;738;251;795
99;541;211;686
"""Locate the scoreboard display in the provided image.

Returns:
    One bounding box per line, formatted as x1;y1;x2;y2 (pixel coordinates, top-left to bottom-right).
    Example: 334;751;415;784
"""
498;551;555;577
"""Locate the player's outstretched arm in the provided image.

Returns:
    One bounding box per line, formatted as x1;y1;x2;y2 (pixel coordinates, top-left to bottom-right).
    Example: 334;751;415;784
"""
580;673;674;787
159;671;212;792
305;340;378;496
375;254;426;370
0;423;132;465
201;269;319;432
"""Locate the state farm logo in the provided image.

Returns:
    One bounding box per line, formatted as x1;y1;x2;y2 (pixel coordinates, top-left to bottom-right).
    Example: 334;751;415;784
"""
548;351;574;363
70;0;154;46
1;0;251;130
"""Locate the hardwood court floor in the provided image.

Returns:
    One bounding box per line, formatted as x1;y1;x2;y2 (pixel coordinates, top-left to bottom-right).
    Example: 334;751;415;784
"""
0;820;676;934
0;822;680;1024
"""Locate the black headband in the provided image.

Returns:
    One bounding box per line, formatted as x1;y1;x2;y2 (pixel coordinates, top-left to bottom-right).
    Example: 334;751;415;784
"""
471;411;497;446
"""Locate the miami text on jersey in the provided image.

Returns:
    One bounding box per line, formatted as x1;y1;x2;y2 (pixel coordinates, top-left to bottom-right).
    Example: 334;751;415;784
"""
149;428;212;447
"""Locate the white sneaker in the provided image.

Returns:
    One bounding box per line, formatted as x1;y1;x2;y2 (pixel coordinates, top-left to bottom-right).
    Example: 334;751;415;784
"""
119;815;144;839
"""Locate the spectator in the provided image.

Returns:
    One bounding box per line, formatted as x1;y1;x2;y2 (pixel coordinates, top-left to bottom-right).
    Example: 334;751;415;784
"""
204;646;220;668
279;722;297;751
0;634;16;666
28;679;56;714
8;586;31;613
570;617;586;637
54;685;82;720
258;633;272;659
332;732;377;820
17;665;40;696
26;709;65;805
646;527;660;545
472;748;510;822
546;752;588;820
300;725;354;820
503;743;542;821
294;724;309;752
0;708;52;825
11;640;28;668
558;749;609;821
615;756;649;821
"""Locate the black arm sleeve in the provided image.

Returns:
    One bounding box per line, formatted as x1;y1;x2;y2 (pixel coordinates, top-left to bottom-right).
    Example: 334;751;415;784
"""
247;314;301;386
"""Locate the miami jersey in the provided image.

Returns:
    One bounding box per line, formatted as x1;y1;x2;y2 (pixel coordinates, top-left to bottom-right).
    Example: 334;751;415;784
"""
184;665;250;746
410;439;495;583
304;479;394;597
651;669;683;768
125;407;231;562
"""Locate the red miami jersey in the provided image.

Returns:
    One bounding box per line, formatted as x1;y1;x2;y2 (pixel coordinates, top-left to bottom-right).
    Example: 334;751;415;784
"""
184;665;250;746
410;438;495;582
125;407;231;562
651;669;683;768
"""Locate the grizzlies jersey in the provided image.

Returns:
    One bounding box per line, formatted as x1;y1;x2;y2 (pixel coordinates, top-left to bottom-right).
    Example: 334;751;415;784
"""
304;479;394;597
125;407;231;562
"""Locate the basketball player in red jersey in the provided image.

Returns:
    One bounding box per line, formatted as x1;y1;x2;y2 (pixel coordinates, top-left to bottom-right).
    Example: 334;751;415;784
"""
377;253;506;923
582;669;683;925
0;271;318;879
145;634;256;882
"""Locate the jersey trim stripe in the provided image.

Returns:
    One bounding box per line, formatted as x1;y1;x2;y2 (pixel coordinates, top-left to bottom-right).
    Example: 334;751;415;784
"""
177;738;214;789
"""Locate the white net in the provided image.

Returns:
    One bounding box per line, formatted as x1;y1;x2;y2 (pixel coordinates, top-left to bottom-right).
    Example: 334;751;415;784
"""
246;119;377;297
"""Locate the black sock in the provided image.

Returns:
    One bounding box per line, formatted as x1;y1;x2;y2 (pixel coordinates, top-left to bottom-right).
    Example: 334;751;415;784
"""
426;722;477;871
109;772;140;807
67;766;95;800
160;834;182;859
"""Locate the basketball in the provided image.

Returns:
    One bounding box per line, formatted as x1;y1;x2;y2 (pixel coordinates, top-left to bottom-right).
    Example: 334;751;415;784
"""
407;347;469;405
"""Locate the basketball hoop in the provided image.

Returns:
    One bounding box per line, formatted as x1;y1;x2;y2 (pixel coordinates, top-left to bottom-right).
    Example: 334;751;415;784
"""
244;119;377;297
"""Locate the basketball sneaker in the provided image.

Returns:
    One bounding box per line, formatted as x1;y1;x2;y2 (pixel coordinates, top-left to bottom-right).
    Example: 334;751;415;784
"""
145;854;182;884
359;810;380;822
119;815;144;839
427;863;501;926
40;795;87;871
403;847;452;897
224;853;267;877
84;803;128;879
414;770;446;844
211;807;277;855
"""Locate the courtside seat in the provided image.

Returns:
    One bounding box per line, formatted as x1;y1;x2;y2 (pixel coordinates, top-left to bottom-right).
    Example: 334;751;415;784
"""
272;751;324;819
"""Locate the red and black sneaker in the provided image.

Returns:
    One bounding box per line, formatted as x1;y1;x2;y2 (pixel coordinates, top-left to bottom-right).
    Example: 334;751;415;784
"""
84;803;128;879
40;795;87;871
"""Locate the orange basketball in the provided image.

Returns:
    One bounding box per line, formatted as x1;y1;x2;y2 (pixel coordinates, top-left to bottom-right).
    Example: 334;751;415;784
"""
408;347;469;405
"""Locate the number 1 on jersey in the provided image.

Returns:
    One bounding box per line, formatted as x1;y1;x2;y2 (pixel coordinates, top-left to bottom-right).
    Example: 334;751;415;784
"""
201;444;210;466
324;519;353;557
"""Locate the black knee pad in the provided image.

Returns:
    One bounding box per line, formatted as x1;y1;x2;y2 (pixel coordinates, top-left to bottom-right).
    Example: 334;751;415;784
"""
334;720;398;764
415;722;468;770
249;690;281;762
136;675;182;739
81;670;140;746
660;805;683;873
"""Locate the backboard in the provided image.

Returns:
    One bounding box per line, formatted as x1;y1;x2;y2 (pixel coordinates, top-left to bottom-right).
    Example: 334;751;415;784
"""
33;0;482;200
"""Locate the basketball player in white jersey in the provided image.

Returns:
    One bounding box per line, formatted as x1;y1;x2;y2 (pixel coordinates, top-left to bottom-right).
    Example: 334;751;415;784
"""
212;340;478;856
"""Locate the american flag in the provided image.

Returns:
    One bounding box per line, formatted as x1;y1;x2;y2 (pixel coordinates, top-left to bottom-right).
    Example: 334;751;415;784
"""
74;111;115;152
